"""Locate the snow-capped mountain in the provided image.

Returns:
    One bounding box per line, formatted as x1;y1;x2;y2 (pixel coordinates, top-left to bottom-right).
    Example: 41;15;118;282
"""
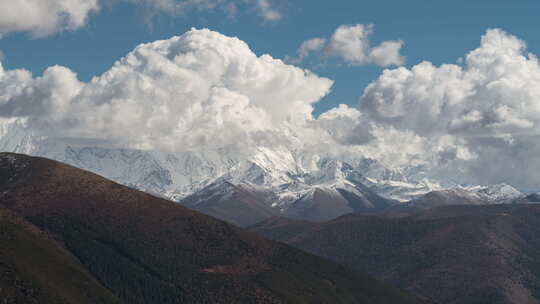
180;179;279;227
0;119;388;200
383;184;526;218
283;181;395;222
463;183;523;203
0;118;530;224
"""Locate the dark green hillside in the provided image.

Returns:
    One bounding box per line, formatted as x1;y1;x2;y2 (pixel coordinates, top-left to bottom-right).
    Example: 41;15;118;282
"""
0;153;425;304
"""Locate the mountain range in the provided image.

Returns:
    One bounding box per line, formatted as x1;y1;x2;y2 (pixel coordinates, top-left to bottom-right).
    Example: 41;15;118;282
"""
0;118;534;226
0;152;425;304
3;123;540;303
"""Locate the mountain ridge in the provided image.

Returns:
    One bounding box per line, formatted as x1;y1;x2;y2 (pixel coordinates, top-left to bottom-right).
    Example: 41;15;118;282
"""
251;204;540;304
0;119;532;226
0;152;426;304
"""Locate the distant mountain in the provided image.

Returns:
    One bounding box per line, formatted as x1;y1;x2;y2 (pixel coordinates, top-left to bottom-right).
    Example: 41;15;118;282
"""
384;185;525;217
0;119;410;222
0;118;532;225
284;182;395;222
181;180;279;227
469;183;524;202
383;188;488;217
180;177;395;226
251;204;540;304
0;119;447;202
0;153;426;304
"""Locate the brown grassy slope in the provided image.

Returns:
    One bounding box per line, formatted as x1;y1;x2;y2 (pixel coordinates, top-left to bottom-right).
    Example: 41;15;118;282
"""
251;205;540;304
0;207;121;304
0;153;425;304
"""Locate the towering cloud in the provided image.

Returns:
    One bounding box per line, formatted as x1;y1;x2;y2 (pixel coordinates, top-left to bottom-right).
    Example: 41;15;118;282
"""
285;28;540;189
0;29;332;153
289;24;405;67
358;29;540;188
362;29;540;137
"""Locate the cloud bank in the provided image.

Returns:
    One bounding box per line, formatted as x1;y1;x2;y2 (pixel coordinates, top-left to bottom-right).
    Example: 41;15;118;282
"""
2;27;540;189
289;24;405;67
286;27;540;189
0;28;332;154
357;28;540;188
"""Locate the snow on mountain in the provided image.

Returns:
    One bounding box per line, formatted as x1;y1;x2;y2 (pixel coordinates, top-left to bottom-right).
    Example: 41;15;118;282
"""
0;118;529;218
362;178;444;202
463;183;523;203
268;181;393;222
383;184;528;218
285;186;352;221
180;179;279;226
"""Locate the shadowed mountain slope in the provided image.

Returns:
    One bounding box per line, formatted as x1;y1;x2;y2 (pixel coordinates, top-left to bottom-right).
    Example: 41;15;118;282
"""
284;183;395;222
0;153;424;304
181;180;279;227
180;179;396;226
0;207;121;304
382;189;487;218
251;205;540;304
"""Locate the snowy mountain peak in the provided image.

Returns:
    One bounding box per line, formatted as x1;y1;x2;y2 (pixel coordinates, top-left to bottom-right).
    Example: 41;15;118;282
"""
465;183;523;202
0;118;529;210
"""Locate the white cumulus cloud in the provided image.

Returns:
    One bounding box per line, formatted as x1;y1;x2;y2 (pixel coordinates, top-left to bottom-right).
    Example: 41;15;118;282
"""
0;28;332;153
0;0;100;37
362;28;540;138
286;38;327;64
289;24;405;67
357;28;540;188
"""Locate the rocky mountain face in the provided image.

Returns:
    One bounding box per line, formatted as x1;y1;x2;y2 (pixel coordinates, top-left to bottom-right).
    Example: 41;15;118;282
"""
0;152;426;304
251;204;540;304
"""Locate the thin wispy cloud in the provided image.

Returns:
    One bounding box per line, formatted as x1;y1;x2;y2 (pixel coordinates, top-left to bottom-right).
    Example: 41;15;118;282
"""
252;0;282;21
0;0;283;38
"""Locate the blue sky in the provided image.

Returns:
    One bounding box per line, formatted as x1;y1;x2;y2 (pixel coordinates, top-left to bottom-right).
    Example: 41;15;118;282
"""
2;0;540;115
